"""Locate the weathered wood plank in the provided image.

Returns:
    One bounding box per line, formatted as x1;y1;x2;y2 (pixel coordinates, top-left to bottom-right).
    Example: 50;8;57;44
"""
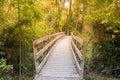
71;39;83;60
33;32;65;72
35;36;80;80
34;32;64;46
38;76;80;80
71;33;87;80
71;44;82;76
71;35;84;45
34;33;86;80
35;35;64;60
36;37;65;74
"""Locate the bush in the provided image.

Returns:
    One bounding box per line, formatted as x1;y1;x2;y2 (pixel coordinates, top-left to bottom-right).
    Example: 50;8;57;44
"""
0;58;14;79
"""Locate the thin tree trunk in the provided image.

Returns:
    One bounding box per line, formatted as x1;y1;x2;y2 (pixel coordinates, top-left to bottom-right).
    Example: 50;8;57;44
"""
18;0;22;79
4;0;12;18
67;0;72;35
57;0;61;31
116;2;120;18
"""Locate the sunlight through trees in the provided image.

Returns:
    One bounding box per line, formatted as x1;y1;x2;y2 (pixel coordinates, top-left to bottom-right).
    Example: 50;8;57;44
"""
0;0;120;80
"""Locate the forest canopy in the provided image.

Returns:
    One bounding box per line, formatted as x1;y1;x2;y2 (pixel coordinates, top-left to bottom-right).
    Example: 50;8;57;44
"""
0;0;120;80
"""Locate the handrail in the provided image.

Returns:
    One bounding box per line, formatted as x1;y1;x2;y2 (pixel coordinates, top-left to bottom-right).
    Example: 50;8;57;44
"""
33;32;64;46
33;32;65;73
71;33;87;79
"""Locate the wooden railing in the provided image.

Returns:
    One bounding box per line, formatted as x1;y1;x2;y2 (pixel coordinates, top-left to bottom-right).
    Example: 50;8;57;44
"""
33;32;65;73
71;33;87;79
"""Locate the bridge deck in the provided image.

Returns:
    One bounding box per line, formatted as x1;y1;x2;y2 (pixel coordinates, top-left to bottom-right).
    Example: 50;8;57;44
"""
35;36;80;80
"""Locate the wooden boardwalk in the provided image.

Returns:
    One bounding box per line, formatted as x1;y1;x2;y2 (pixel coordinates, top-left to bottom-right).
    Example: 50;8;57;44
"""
35;36;81;80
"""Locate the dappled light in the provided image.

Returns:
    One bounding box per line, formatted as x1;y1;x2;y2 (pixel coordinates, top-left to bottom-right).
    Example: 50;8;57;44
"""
0;0;120;80
64;1;70;9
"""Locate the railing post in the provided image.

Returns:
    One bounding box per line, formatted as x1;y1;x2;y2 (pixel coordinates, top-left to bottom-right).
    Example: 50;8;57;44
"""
81;41;87;79
33;42;39;73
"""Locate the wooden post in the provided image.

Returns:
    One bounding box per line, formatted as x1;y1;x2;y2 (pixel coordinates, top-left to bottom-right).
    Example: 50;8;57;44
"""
18;0;22;79
81;41;87;79
33;42;39;73
116;2;120;17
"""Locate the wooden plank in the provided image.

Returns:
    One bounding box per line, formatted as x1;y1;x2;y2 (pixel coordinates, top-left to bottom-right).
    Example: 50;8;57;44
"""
71;39;83;60
71;42;83;79
34;34;87;80
33;32;65;73
34;32;64;46
72;35;84;45
35;36;80;80
35;34;64;60
36;36;65;74
38;76;80;80
71;33;87;80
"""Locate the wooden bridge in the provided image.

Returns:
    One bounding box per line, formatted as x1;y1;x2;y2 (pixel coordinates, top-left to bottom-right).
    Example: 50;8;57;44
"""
33;32;87;80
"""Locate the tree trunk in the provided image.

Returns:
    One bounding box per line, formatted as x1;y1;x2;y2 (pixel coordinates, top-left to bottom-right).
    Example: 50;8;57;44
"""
18;0;22;79
67;0;72;35
116;2;120;18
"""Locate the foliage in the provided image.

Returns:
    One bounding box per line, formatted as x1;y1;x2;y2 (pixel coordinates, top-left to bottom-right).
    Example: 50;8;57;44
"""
0;0;120;79
86;72;120;80
0;58;14;79
81;0;120;77
0;0;55;79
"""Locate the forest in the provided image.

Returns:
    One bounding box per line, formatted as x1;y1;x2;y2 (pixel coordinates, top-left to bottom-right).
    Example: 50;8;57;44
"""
0;0;120;80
